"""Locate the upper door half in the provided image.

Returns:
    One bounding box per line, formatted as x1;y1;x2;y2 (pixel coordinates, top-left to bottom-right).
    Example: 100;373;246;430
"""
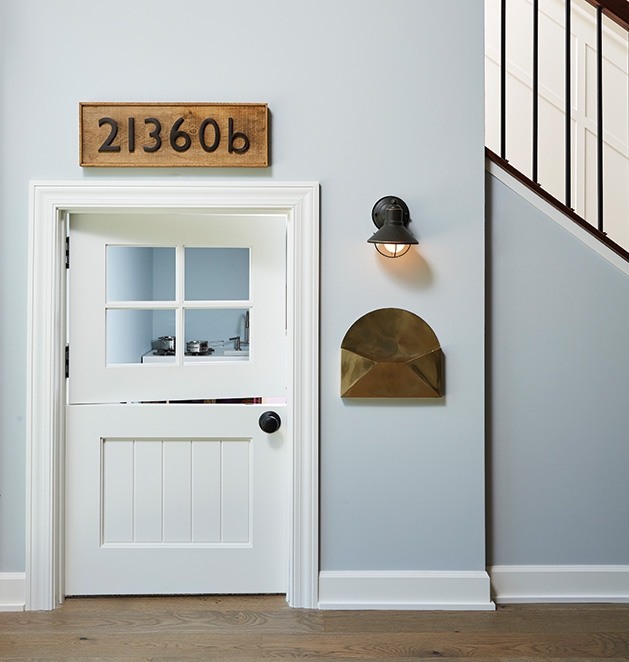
68;212;287;405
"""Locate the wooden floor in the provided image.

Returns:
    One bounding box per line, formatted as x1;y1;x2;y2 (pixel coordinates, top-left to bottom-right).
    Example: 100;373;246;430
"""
0;596;628;661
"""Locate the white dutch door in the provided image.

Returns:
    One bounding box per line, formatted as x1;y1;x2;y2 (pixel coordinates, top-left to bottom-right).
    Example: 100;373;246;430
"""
65;212;288;596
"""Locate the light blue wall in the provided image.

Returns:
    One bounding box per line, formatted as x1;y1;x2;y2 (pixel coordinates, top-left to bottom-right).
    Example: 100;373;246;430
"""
0;0;485;573
487;172;629;565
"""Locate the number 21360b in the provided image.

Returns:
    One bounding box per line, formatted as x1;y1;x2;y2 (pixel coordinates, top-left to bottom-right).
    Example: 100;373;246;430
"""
98;116;250;155
79;103;269;168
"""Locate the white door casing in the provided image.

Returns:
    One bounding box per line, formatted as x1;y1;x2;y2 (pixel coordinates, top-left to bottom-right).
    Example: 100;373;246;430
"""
26;182;319;610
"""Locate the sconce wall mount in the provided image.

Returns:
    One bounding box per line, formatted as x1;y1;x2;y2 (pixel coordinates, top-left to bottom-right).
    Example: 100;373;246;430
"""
368;196;418;258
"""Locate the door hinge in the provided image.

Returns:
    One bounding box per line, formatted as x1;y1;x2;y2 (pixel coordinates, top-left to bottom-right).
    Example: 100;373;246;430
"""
65;236;70;269
65;344;70;378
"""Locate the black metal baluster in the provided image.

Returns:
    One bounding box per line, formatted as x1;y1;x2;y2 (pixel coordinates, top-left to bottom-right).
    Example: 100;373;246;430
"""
565;0;572;208
597;6;604;233
501;0;507;160
533;0;540;183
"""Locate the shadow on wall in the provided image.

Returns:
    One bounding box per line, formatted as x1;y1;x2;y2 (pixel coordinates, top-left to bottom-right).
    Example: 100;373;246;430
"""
373;249;434;290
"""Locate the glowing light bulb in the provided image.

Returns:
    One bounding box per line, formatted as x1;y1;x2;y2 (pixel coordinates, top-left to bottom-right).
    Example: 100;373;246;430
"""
374;243;411;258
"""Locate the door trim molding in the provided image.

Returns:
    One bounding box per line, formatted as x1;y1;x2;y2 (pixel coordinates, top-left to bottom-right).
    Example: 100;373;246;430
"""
26;181;319;610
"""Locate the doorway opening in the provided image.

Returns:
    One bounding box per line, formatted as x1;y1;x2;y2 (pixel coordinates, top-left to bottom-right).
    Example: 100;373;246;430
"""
26;182;319;610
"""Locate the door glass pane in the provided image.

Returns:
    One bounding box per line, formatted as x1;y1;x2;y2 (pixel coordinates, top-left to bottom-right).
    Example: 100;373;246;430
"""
184;248;249;301
107;309;176;365
184;308;250;361
107;247;176;301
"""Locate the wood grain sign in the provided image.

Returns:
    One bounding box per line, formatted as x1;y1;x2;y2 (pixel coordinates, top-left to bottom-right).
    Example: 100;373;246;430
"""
80;103;268;167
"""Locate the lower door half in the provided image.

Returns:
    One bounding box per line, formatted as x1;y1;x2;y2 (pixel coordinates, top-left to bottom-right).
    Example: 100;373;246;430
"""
65;402;287;595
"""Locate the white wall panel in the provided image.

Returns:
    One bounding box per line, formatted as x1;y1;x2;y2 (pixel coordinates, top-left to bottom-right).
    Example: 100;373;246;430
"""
538;96;566;201
163;441;192;543
221;441;251;544
103;441;134;543
604;143;629;247
134;441;163;543
101;438;251;546
192;441;222;543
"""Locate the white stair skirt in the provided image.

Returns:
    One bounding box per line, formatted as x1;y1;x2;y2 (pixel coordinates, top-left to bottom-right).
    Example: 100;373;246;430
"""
489;565;629;603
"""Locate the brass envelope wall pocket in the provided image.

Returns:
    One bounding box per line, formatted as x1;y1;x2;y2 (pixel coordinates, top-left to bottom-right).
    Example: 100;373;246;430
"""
341;308;443;398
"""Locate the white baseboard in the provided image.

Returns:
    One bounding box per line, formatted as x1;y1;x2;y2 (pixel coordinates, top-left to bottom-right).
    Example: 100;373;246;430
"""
0;573;26;611
489;565;629;603
318;570;495;610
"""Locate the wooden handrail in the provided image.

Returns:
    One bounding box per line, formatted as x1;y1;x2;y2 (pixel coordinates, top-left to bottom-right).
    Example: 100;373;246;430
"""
486;148;629;263
583;0;629;31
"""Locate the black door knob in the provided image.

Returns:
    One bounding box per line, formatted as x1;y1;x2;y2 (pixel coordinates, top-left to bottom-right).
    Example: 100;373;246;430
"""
258;411;281;433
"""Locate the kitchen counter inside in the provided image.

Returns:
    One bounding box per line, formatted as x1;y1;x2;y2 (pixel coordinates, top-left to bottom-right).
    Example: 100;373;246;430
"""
141;348;249;363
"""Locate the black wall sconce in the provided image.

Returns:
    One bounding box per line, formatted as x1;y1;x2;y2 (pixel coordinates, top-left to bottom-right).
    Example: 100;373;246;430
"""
367;196;418;258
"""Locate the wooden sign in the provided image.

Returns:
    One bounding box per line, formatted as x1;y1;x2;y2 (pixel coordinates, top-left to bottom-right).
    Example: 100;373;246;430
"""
80;103;268;168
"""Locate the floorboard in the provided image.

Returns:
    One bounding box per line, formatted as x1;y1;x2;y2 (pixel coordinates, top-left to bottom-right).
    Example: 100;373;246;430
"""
0;596;627;661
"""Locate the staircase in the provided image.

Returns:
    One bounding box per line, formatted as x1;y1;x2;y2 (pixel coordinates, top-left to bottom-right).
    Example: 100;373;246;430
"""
485;0;629;257
484;0;629;590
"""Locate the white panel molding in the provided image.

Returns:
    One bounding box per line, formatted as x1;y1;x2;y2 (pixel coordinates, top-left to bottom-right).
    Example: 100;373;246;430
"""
27;181;319;610
318;571;495;611
487;158;629;277
489;565;629;603
0;573;26;611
